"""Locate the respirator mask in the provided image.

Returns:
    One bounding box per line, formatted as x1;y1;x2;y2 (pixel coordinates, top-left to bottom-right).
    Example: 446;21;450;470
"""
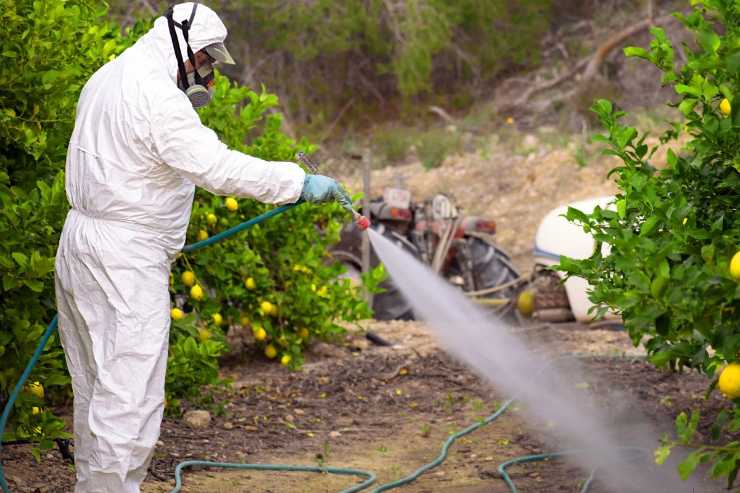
166;2;214;108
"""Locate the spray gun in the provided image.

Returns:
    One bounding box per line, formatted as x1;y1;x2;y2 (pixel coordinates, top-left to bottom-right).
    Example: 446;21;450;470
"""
296;151;371;231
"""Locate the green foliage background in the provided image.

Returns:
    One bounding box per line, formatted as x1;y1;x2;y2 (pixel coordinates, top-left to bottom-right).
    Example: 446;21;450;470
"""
112;0;553;128
559;0;739;484
0;0;369;451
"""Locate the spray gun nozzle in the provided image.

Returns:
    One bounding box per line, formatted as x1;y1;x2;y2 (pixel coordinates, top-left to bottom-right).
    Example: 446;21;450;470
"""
355;214;371;231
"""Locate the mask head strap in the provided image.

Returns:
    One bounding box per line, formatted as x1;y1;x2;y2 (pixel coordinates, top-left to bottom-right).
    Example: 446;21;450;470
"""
166;2;204;89
166;6;189;89
179;3;205;87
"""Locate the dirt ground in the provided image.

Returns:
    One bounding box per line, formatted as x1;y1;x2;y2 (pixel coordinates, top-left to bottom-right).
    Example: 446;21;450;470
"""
2;320;732;493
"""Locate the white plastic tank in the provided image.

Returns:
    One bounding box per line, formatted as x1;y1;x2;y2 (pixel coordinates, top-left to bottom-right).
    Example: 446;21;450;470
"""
533;196;617;322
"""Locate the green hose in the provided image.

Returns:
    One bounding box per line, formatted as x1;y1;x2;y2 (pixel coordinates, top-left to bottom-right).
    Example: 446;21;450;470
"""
0;316;58;493
369;398;514;492
497;450;596;493
0;203;640;493
171;461;376;493
182;203;296;253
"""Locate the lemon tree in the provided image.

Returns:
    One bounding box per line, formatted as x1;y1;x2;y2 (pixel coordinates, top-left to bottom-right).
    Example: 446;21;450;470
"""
559;0;739;484
167;74;374;377
0;0;149;452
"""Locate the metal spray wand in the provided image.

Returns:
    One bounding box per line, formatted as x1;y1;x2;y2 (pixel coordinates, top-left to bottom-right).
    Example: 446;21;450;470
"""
296;151;371;231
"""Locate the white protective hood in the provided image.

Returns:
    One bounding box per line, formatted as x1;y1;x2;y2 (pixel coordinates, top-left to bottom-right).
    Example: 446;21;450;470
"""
143;3;229;84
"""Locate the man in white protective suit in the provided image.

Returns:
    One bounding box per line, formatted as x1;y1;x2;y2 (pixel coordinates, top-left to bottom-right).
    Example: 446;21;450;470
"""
54;2;351;492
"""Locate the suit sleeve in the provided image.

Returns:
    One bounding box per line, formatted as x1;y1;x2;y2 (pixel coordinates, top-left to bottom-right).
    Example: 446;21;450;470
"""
151;93;305;204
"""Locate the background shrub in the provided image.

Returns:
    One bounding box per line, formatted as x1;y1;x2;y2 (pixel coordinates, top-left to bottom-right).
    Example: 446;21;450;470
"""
0;0;370;449
560;0;739;483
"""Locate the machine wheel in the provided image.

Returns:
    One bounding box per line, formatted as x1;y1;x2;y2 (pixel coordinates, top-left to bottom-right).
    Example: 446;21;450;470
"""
334;225;419;321
371;228;418;321
453;237;522;320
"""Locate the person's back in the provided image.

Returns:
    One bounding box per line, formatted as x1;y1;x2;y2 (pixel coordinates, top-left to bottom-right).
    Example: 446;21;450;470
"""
66;26;202;255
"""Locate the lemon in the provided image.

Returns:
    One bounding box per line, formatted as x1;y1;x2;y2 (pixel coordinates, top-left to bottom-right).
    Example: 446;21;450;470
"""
316;286;329;298
253;326;267;342
197;229;209;241
211;313;223;326
281;354;292;366
731;251;740;280
197;328;212;343
298;327;310;339
265;344;278;359
27;381;44;399
169;273;174;286
171;308;185;320
190;284;205;301
240;315;250;326
31;406;41;415
720;98;732;116
719;363;740;398
516;290;535;317
245;277;256;290
207;213;218;226
225;197;239;211
260;301;276;316
181;271;196;287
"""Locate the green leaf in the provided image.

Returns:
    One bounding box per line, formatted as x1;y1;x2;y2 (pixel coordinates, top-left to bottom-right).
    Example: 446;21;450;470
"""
654;444;672;465
565;207;589;224
650;350;672;367
22;279;44;292
41;70;60;85
658;259;670;278
651;276;668;298
624;46;649;59
640;216;659;236
726;51;740;75
698;30;720;53
676;84;701;97
12;252;28;267
678;98;698;116
616;199;626;219
591;99;613;119
678;450;702;480
710;455;737;478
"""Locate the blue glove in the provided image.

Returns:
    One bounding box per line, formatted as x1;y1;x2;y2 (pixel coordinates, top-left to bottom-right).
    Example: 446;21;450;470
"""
300;175;353;211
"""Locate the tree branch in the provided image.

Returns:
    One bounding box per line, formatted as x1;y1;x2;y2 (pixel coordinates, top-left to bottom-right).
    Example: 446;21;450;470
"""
501;11;678;112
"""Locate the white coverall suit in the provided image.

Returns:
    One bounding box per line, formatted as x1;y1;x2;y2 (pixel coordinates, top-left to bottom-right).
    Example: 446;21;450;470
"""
54;3;305;491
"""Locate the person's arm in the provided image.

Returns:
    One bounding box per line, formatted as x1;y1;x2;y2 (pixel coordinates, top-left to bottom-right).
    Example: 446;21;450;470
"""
151;94;305;204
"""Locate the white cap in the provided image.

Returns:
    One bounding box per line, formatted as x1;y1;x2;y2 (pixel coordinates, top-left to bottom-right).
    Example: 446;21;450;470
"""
204;42;235;65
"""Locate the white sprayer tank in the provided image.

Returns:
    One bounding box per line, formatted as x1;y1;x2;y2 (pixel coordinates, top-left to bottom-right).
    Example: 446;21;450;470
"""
533;196;618;322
